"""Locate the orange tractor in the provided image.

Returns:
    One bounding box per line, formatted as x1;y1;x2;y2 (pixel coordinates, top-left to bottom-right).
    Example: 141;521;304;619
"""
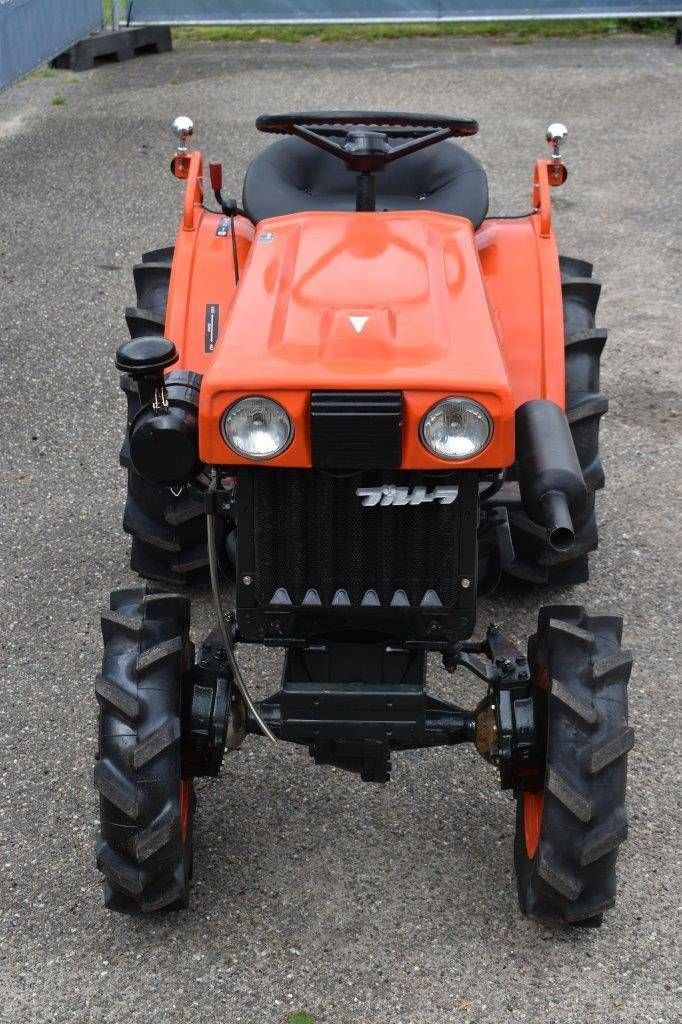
95;113;634;924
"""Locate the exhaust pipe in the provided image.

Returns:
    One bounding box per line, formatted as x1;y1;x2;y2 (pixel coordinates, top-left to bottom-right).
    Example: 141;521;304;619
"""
540;490;575;552
515;400;587;551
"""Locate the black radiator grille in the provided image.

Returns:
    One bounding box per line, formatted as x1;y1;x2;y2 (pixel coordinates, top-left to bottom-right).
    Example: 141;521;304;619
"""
310;391;402;469
250;469;464;609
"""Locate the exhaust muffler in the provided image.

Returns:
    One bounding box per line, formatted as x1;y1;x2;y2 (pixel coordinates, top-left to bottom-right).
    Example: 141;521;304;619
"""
514;399;587;552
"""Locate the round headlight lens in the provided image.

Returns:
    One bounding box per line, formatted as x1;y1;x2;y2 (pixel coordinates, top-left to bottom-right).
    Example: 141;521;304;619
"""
420;397;492;460
221;397;292;459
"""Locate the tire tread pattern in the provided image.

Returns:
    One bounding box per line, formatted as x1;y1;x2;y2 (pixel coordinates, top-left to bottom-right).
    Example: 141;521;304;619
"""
514;605;633;925
94;586;193;914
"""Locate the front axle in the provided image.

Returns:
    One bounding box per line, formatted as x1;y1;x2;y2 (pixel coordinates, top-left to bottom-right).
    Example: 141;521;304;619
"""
181;625;544;788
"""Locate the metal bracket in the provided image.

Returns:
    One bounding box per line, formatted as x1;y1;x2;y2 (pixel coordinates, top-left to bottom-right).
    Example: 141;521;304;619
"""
203;482;235;516
472;625;542;790
181;631;245;776
440;623;542;789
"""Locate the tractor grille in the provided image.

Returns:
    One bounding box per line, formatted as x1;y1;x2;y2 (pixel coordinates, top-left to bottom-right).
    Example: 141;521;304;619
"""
249;469;465;609
310;391;402;469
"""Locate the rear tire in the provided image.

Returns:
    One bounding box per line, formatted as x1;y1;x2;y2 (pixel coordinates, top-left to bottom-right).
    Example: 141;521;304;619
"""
505;256;607;587
94;587;194;914
514;606;634;925
121;247;215;586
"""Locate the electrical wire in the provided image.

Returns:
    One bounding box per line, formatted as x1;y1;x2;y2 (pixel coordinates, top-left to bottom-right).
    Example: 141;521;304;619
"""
205;490;277;744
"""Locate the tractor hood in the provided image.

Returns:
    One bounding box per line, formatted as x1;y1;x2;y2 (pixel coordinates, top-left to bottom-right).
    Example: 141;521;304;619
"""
200;210;515;468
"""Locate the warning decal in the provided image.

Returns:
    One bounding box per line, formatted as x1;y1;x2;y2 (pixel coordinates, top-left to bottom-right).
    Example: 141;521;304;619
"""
205;303;220;353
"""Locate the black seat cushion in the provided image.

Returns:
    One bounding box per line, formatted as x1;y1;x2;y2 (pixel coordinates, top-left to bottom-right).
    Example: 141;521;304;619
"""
243;136;488;227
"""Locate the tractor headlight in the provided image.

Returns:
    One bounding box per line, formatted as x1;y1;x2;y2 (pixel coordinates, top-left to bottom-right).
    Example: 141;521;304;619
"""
420;397;492;460
221;397;292;459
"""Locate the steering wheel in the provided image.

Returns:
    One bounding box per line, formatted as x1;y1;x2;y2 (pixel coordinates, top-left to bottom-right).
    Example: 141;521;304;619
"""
255;110;479;174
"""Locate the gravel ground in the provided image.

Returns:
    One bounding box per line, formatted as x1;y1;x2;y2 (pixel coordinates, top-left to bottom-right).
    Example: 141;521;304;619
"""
0;33;680;1024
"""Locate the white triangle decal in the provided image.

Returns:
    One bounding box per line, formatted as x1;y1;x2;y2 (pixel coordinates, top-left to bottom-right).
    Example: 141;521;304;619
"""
349;315;369;334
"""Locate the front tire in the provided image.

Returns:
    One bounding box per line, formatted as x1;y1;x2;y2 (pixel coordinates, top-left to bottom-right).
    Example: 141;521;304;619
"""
94;587;194;913
514;605;634;925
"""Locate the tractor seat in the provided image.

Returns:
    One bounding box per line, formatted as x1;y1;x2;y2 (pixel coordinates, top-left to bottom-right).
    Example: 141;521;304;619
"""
242;136;489;227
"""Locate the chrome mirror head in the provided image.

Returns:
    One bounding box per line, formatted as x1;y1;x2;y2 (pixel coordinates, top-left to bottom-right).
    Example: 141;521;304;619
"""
172;116;194;154
546;122;568;161
546;122;568;146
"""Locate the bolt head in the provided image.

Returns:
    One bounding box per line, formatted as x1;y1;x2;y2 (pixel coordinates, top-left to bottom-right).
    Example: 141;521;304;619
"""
460;577;471;589
242;575;252;586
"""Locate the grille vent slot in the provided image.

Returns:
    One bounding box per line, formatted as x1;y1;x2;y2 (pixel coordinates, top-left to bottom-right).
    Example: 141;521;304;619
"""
251;469;461;609
310;390;402;469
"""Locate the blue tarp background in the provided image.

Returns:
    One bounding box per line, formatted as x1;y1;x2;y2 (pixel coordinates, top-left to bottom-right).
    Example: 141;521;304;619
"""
130;1;680;23
0;0;104;90
1;1;677;92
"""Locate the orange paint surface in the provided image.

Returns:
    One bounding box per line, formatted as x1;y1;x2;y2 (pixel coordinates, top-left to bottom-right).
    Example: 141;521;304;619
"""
163;150;255;376
165;156;565;470
523;790;544;859
476;214;565;411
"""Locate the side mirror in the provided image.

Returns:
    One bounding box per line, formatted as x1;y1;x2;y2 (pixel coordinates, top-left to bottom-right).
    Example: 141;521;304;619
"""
546;122;568;160
172;115;194;155
545;122;568;186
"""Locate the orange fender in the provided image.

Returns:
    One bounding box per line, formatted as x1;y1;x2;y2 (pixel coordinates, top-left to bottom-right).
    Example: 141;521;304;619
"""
164;151;255;375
